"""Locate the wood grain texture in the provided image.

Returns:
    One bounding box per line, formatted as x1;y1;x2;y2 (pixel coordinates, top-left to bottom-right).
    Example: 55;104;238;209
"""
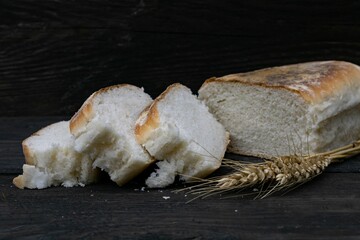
1;173;360;239
1;0;360;115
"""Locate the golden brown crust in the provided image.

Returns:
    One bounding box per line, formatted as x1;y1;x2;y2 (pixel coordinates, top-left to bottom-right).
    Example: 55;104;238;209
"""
22;142;35;165
21;122;56;165
13;175;24;189
70;84;134;135
135;83;183;144
69;95;94;135
135;105;160;144
201;61;360;103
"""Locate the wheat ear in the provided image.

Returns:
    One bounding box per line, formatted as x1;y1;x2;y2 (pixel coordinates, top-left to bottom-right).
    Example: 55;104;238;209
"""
181;140;360;199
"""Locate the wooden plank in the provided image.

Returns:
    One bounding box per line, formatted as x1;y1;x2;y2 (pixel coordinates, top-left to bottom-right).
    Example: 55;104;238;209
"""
0;28;135;116
1;28;360;115
1;173;360;239
1;1;360;115
0;141;23;174
131;1;360;38
1;0;359;36
0;0;144;28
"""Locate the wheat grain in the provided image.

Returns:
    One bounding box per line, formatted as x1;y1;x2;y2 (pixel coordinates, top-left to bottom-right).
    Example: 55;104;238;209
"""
180;140;360;200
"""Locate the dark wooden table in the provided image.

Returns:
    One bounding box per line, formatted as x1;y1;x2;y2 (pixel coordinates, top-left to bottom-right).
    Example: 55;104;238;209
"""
1;1;360;239
1;117;360;239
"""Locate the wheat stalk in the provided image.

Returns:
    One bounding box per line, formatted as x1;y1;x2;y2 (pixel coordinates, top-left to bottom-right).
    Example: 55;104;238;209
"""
180;140;360;200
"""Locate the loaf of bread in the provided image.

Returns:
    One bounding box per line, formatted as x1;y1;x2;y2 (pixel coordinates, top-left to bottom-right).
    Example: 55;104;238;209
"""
19;60;358;189
70;84;154;186
13;121;99;189
199;61;360;158
135;83;229;188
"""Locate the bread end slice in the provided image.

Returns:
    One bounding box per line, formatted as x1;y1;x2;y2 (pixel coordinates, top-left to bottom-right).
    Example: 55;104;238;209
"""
14;121;98;189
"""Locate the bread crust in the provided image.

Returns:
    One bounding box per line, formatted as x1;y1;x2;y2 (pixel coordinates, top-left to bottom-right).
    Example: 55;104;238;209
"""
13;175;24;189
135;83;183;144
69;94;94;135
135;105;160;144
70;84;134;135
22;143;35;165
201;61;360;103
21;121;65;166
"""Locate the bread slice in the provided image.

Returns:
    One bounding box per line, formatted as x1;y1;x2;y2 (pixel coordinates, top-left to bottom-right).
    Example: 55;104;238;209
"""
70;84;154;186
198;60;360;158
135;83;229;188
13;121;98;189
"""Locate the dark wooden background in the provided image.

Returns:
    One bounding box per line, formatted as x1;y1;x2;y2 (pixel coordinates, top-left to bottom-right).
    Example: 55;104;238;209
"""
1;1;360;239
2;0;360;116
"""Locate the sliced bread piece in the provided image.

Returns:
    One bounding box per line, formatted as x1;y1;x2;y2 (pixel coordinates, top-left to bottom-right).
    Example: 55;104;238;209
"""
198;60;360;158
70;84;154;186
13;121;98;189
135;83;229;188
